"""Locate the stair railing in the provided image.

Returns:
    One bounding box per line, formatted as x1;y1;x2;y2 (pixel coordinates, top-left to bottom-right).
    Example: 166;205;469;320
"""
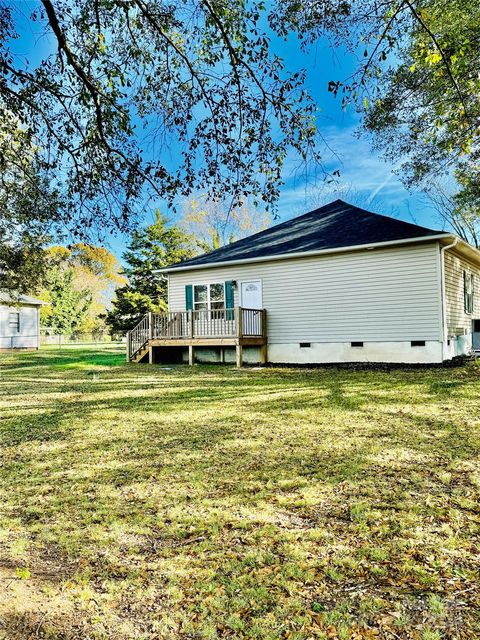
127;314;150;361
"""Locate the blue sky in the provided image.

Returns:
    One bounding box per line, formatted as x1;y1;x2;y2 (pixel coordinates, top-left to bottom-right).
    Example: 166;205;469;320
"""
267;32;437;224
11;3;443;263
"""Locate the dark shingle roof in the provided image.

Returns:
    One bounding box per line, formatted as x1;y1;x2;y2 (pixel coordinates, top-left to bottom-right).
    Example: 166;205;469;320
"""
167;199;446;270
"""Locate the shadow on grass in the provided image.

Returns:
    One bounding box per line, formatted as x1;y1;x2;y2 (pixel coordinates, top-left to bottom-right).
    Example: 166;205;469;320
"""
1;351;480;638
0;348;126;371
0;409;66;446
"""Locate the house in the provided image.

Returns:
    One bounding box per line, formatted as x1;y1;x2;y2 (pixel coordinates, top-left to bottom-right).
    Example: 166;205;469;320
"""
127;199;480;365
0;294;45;350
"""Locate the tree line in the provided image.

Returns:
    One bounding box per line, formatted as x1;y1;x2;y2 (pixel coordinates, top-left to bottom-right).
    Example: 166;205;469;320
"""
40;199;269;335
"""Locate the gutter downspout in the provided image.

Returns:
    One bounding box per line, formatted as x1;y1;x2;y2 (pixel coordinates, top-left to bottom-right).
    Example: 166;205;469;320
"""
440;237;458;361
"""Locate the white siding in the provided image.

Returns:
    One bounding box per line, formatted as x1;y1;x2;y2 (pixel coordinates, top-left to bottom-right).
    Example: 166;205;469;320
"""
444;249;480;335
0;305;40;349
168;243;442;343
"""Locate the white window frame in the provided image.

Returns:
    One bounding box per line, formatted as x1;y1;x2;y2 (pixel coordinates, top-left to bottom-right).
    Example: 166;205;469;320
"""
193;282;225;311
9;311;20;333
464;271;474;315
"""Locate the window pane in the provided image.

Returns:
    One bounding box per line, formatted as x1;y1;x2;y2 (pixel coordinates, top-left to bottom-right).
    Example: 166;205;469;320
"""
211;301;225;310
465;273;474;313
9;313;20;331
466;274;473;295
194;285;207;303
194;302;207;310
210;283;224;301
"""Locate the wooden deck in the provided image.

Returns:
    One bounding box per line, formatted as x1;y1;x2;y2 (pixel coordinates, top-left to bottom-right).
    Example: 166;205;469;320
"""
127;307;267;366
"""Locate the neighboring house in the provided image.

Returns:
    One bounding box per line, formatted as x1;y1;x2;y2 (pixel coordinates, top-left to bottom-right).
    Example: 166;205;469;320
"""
127;200;480;365
0;294;45;350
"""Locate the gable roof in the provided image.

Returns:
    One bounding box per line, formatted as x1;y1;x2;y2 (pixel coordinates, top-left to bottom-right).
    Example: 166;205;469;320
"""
165;199;448;271
0;293;46;306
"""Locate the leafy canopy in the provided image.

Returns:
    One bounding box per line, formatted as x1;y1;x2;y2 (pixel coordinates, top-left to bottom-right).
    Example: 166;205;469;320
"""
0;119;60;294
2;0;479;296
0;0;320;239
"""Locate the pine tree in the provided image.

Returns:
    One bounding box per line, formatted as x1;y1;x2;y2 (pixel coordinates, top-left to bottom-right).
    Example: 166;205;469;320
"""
106;212;197;333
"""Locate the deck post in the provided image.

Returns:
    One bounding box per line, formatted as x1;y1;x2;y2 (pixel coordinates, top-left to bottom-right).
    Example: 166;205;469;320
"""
189;309;194;338
236;343;243;368
148;313;154;364
260;343;267;365
188;344;194;366
126;330;131;362
235;306;243;368
148;312;153;340
260;309;268;365
236;306;243;338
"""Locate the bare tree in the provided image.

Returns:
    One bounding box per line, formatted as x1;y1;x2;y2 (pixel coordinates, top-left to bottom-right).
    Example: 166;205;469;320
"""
181;196;271;252
424;185;480;248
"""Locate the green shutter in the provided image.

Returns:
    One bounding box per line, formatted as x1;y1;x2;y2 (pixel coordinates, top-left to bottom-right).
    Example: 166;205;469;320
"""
225;281;234;320
185;284;193;311
470;273;475;313
225;281;234;308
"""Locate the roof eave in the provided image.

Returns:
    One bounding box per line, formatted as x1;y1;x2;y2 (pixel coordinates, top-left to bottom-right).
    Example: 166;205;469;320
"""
157;233;455;274
449;236;480;262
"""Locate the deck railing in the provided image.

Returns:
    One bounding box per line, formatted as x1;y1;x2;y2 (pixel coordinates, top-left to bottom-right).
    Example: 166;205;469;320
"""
127;307;266;360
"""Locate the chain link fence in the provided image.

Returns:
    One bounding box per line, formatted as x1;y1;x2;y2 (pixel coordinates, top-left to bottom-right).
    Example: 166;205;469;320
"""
40;330;124;349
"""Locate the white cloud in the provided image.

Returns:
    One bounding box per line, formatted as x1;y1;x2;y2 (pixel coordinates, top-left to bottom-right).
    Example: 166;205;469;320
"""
277;123;433;225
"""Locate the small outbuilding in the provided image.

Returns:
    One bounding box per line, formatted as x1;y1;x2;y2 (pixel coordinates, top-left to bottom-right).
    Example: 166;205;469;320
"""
0;294;45;350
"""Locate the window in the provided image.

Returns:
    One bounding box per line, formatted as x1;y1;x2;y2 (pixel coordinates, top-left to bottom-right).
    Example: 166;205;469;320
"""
464;271;474;314
411;340;426;347
9;312;20;333
209;283;225;310
194;283;225;311
351;342;364;347
299;342;311;348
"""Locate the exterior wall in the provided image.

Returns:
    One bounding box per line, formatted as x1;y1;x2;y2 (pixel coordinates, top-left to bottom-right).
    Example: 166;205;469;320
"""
0;305;40;349
168;242;444;363
268;341;443;364
444;248;480;343
181;342;443;365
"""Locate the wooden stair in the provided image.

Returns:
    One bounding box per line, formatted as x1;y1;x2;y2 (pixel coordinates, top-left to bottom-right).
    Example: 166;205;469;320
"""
131;343;149;363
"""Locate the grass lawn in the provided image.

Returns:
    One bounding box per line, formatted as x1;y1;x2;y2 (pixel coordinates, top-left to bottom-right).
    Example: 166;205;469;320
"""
0;349;479;640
